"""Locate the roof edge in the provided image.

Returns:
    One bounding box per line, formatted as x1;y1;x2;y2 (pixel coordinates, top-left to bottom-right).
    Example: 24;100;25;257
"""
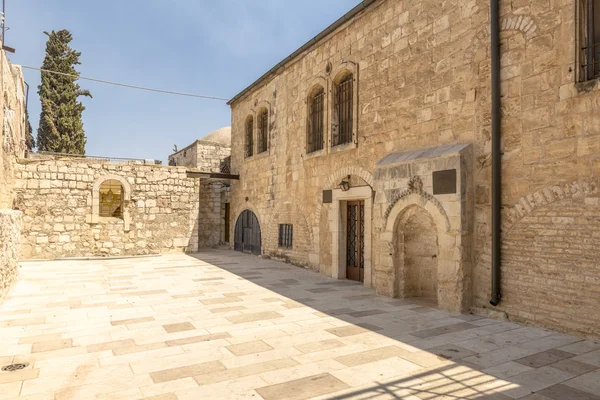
227;0;379;106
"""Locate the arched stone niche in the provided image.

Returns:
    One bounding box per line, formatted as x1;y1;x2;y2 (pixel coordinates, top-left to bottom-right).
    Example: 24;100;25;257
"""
87;175;132;231
374;143;473;312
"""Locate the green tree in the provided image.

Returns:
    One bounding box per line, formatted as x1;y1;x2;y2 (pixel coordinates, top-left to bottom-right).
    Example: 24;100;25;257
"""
24;107;34;151
37;30;91;154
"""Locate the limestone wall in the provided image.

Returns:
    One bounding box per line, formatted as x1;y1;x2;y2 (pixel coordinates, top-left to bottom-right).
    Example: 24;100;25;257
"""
169;140;231;173
0;49;26;208
0;46;26;302
229;0;600;338
0;210;22;302
14;159;199;259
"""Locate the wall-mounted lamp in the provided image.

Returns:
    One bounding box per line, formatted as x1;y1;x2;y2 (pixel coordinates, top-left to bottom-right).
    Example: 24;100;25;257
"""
339;176;351;192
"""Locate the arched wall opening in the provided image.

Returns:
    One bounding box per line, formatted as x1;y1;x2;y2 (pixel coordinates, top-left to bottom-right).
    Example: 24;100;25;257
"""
394;205;439;302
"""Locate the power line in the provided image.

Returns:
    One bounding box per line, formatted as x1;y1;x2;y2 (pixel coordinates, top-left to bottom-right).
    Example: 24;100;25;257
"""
21;65;230;101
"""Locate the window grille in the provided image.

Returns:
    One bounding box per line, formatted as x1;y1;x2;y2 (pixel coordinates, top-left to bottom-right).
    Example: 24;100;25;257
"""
333;74;353;147
99;180;123;218
278;224;293;248
578;0;600;81
258;109;268;154
245;117;254;158
307;88;324;153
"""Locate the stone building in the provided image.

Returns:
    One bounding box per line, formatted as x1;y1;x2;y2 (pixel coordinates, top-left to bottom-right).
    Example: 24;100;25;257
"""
0;45;26;300
169;127;233;248
227;0;600;338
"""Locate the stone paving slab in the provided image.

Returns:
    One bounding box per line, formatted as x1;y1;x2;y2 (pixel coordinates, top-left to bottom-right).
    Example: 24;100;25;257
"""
0;249;599;399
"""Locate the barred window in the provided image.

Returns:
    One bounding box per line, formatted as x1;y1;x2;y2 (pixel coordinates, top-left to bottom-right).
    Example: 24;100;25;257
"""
245;116;254;158
258;109;268;154
307;87;324;153
578;0;600;81
99;180;123;218
333;74;353;147
278;224;293;248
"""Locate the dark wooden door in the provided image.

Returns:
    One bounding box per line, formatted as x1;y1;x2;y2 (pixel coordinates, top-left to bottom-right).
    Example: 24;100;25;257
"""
234;210;261;255
224;203;230;243
346;201;364;282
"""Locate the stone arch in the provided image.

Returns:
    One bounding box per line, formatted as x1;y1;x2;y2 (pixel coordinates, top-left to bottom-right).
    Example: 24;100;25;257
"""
384;178;451;233
266;200;314;252
264;200;314;268
89;175;132;230
314;166;374;226
468;14;539;59
379;192;464;311
503;179;599;234
496;179;600;335
233;208;263;255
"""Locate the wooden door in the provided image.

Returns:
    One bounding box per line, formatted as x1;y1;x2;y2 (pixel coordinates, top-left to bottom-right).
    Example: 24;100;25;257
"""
346;201;364;282
234;210;261;255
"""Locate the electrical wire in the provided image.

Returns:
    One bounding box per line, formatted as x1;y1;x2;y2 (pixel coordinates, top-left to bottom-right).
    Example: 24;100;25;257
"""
21;65;230;101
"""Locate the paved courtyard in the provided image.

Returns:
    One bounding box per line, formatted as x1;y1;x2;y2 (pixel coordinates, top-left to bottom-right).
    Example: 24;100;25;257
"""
0;250;599;400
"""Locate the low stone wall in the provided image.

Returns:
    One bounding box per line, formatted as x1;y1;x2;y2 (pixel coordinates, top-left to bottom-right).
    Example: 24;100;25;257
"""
0;210;22;301
15;159;199;259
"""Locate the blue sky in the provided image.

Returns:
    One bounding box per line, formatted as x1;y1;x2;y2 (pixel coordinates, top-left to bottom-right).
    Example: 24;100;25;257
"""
10;0;360;162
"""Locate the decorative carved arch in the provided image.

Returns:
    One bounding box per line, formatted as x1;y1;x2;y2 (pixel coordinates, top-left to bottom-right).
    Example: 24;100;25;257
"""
384;191;451;235
89;175;132;230
503;179;599;234
384;176;451;232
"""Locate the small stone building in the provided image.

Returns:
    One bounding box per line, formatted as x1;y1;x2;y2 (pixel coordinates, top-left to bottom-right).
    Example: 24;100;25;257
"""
169;127;233;248
227;0;600;339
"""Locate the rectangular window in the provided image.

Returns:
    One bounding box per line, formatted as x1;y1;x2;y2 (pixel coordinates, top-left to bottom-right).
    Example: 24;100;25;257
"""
333;75;353;147
258;110;268;154
579;0;600;81
307;88;324;153
278;224;293;248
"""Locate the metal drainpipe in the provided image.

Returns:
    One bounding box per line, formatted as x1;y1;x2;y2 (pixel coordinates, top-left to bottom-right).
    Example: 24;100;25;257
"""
490;0;502;306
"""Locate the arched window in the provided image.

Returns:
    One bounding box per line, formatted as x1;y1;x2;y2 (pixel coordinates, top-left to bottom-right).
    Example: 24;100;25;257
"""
257;108;268;154
99;180;123;218
307;86;324;153
245;116;254;158
333;73;353;147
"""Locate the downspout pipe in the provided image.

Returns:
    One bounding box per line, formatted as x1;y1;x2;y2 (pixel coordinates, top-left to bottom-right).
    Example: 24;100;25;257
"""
490;0;502;306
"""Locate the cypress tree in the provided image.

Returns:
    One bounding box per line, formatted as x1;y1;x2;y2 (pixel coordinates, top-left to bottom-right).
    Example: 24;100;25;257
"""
24;107;34;151
37;30;91;154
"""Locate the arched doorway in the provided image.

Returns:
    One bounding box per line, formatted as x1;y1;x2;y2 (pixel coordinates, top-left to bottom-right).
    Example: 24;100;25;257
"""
234;210;261;255
396;206;438;302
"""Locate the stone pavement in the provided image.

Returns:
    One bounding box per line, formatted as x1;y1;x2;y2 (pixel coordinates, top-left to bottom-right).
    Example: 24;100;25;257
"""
0;249;599;400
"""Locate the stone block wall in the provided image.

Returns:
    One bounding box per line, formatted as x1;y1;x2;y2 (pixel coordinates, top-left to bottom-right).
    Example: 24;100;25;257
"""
169;140;231;173
228;0;600;338
0;210;22;301
0;49;26;208
14;159;199;259
196;141;231;173
0;46;26;302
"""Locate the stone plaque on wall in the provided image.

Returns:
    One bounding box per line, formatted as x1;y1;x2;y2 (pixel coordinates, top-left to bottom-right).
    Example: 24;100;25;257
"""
433;169;457;195
323;190;333;203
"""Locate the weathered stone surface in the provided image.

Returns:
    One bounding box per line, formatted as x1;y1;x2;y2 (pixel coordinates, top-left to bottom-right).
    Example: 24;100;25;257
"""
14;160;200;259
0;210;22;302
227;0;600;338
